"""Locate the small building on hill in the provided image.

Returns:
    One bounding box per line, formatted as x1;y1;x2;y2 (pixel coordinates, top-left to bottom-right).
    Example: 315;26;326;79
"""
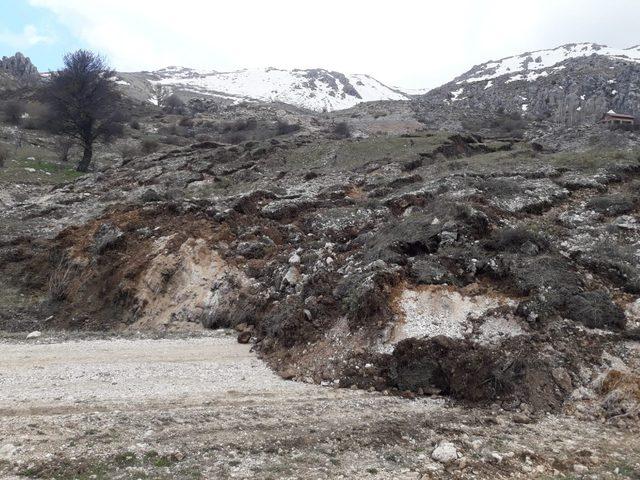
601;110;635;125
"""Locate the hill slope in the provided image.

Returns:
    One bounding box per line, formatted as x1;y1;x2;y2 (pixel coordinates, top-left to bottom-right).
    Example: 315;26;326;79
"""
118;67;408;112
416;43;640;128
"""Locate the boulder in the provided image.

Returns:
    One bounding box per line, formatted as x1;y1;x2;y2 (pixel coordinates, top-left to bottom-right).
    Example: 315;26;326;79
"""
431;441;458;463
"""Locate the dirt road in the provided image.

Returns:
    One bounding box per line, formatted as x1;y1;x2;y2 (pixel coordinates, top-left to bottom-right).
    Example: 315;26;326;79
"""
0;333;638;479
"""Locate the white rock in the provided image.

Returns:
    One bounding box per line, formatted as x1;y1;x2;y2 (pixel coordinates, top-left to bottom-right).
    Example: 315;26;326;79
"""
288;253;301;265
573;464;588;474
431;441;458;463
0;444;17;460
283;266;300;286
26;331;42;339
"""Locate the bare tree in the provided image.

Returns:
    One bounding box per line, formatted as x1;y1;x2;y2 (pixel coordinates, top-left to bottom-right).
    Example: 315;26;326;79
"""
151;84;169;108
55;136;74;162
43;50;125;172
15;130;24;149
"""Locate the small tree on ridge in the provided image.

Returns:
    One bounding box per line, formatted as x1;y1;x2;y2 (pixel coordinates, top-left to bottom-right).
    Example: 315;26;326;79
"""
44;50;124;172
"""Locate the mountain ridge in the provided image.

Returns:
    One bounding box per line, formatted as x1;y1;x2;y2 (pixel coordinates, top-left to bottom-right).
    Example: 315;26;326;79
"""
414;42;640;133
117;66;408;112
452;42;640;85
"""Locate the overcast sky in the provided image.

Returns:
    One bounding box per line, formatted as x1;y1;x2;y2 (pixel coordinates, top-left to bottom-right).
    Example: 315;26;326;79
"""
2;0;640;89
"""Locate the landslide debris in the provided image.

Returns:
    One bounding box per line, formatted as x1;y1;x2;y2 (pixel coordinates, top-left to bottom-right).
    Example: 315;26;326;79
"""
1;131;639;414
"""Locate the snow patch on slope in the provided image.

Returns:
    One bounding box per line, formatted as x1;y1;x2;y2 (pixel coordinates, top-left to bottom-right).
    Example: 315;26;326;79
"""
151;67;407;111
459;43;640;84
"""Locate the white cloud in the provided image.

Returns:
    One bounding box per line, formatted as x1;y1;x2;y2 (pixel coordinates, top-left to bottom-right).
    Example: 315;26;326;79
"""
0;24;55;49
27;0;640;89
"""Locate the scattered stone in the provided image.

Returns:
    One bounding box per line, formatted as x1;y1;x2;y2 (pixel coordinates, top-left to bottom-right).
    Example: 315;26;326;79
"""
141;188;162;202
0;444;17;460
551;368;573;392
237;331;252;344
573;464;588;474
289;253;301;264
489;452;503;463
283;265;301;286
93;223;124;254
431;441;458;464
512;413;533;424
281;368;296;380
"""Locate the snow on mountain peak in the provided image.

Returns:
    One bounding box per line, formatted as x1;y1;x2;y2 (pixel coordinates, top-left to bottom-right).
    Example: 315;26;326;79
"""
457;43;640;85
149;66;407;111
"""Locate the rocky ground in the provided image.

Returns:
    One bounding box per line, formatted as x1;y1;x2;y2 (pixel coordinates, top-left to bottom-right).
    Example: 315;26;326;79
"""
1;90;640;478
0;332;638;480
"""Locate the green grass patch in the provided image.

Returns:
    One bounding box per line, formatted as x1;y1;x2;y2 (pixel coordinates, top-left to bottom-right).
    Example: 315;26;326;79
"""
0;142;84;185
280;132;452;172
548;148;640;170
20;449;187;480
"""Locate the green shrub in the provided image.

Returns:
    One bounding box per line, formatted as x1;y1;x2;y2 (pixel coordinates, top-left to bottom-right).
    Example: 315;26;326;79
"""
115;140;140;161
2;100;26;125
276;119;301;135
141;137;159;154
333;121;351;138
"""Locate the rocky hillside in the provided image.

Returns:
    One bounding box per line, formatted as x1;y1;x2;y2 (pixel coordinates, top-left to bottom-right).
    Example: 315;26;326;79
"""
1;41;640;429
2;122;640;418
416;43;640;128
117;67;408;112
0;52;40;91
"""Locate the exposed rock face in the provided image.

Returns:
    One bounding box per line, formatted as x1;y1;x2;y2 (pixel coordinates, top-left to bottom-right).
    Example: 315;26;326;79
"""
415;43;640;129
0;52;39;85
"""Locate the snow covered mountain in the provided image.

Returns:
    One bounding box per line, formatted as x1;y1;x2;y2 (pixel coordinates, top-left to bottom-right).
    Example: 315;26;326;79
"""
416;43;640;128
118;67;408;112
454;43;640;85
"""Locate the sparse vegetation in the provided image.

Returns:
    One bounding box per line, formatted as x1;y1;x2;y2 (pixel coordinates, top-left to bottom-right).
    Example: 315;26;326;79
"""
276;119;301;135
0;144;10;168
2;100;26;125
54;137;74;163
0;144;84;184
164;93;186;114
22;102;50;130
162;134;188;146
2;39;640;480
462;110;527;138
225;132;248;144
485;227;549;253
141;137;160;154
332;121;351;138
221;118;258;133
48;259;74;302
114;139;141;161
